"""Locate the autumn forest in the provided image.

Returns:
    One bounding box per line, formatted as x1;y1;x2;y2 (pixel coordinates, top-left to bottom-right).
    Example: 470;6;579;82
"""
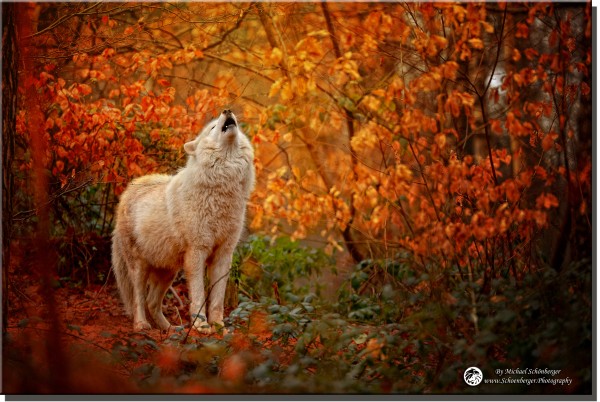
2;1;593;395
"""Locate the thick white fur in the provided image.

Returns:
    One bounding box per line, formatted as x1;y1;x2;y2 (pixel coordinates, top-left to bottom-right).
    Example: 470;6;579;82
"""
112;111;255;333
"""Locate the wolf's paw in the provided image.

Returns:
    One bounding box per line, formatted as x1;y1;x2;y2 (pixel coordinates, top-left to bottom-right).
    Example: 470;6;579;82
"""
211;320;228;335
134;321;152;331
193;321;213;334
155;316;173;331
191;313;212;334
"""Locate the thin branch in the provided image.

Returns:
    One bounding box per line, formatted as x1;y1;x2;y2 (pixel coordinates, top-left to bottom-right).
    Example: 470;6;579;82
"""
181;270;231;343
162;73;266;108
204;53;275;83
482;6;508;97
27;2;103;39
407;140;441;223
12;177;94;222
204;5;251;51
320;2;341;58
478;95;499;186
256;2;288;74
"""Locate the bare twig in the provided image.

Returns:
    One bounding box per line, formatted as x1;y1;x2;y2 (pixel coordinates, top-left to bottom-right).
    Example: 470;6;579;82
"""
26;2;103;38
12;177;94;222
162;74;265;108
204;5;251;51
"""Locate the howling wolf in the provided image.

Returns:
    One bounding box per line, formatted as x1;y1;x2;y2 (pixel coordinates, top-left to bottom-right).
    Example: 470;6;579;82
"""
112;110;255;333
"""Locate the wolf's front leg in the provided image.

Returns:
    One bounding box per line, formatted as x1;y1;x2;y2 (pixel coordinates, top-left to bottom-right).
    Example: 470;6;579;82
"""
208;244;235;330
184;248;211;334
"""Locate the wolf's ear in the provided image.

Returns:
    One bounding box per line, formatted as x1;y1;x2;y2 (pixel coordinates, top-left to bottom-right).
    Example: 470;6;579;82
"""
184;139;197;155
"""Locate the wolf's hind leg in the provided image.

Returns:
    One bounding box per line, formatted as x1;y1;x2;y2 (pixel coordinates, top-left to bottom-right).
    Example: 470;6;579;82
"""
147;269;177;331
131;260;152;331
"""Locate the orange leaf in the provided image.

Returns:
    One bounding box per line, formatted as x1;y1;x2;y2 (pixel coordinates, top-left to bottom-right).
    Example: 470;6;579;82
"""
512;49;521;62
541;133;555;151
79;84;92;96
536;193;559;209
490;119;503;134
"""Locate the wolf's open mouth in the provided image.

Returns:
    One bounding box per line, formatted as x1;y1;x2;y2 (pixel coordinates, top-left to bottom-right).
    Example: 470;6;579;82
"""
222;117;236;132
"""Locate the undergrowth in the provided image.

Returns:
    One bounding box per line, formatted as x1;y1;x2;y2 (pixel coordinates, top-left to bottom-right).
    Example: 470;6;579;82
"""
5;235;592;394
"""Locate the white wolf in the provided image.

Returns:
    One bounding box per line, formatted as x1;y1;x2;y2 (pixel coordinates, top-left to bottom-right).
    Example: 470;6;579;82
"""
112;110;255;333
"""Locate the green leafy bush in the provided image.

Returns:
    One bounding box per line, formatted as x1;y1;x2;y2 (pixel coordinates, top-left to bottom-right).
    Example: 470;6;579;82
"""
231;235;335;301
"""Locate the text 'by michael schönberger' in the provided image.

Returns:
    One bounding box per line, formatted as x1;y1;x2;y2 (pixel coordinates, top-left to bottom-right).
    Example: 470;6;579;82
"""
486;368;572;386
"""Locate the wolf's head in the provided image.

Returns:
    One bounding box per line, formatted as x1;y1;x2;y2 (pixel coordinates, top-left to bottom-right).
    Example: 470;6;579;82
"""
184;110;248;158
182;109;255;194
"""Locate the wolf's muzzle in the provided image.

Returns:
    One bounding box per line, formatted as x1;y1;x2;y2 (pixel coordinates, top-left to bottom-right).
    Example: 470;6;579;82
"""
221;110;237;132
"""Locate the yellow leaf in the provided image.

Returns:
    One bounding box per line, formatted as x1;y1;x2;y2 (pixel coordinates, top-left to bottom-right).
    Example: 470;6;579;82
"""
292;166;301;180
468;38;484;49
307;30;330;38
292;77;307;96
276;166;288;177
343;60;361;80
307;77;317;92
280;81;293;100
481;21;494;34
361;95;381;112
268;78;284;98
303;60;316;72
366;186;378;208
434;133;446;148
268;47;283;66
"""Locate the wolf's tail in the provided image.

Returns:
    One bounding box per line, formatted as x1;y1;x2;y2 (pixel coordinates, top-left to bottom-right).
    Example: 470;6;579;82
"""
112;234;134;316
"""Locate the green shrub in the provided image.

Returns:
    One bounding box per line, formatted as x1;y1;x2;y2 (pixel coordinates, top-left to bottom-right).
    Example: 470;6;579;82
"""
231;235;335;301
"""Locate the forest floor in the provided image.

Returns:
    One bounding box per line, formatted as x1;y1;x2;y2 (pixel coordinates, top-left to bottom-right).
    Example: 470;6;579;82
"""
4;245;241;394
4;235;350;395
4;239;591;395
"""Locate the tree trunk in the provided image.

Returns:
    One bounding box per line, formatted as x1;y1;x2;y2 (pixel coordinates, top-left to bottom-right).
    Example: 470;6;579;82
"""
17;2;70;391
2;2;18;335
321;2;365;264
